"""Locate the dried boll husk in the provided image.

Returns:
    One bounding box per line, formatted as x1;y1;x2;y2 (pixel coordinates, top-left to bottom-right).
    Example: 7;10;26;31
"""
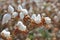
23;15;31;26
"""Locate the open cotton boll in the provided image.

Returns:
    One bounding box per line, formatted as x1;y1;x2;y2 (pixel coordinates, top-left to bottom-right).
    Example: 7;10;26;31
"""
19;12;24;20
41;13;46;17
17;0;21;4
53;16;59;23
41;6;45;9
2;13;11;25
45;17;51;24
16;21;27;31
35;14;41;24
12;12;18;18
22;9;28;15
31;14;36;20
46;6;51;11
18;5;22;11
8;5;14;13
1;30;10;38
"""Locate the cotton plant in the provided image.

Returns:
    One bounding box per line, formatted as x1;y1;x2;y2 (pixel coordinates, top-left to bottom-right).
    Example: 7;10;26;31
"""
31;14;41;24
2;13;11;25
39;26;51;40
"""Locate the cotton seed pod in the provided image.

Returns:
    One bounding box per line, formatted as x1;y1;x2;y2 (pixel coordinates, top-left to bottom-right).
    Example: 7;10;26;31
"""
1;29;10;38
8;5;14;13
16;21;27;31
44;17;51;24
2;13;11;25
12;12;18;18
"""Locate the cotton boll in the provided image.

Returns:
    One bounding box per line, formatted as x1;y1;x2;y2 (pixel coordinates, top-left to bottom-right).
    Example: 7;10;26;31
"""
12;12;18;18
46;6;51;11
18;5;22;11
22;9;28;15
53;16;59;23
45;17;51;24
17;0;21;4
16;21;27;31
31;14;36;20
41;6;45;9
35;14;41;24
2;13;11;25
8;5;14;13
19;12;24;20
1;30;10;38
41;13;46;17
